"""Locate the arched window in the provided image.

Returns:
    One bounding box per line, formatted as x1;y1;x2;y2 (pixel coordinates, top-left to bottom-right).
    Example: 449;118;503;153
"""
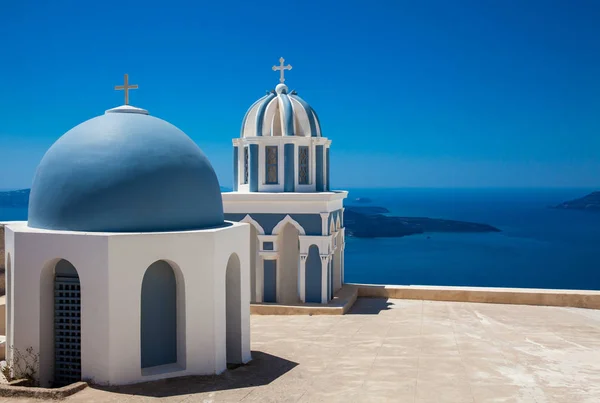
141;261;177;368
265;146;278;184
298;146;309;184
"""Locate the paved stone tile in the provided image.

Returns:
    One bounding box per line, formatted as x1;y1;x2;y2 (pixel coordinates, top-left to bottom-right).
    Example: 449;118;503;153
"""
57;298;600;403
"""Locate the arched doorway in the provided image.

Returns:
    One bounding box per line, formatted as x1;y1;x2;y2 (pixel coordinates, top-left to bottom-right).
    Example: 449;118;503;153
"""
305;245;321;303
277;223;300;304
141;260;177;369
53;259;81;386
226;253;243;365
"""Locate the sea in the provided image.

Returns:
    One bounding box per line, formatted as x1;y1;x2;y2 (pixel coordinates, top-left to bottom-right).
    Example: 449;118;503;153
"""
2;188;599;290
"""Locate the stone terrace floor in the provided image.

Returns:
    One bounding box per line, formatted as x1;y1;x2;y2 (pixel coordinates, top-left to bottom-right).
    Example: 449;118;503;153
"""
9;298;600;402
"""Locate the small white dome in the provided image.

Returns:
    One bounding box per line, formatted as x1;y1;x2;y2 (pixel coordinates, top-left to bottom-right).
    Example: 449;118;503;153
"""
275;83;288;94
240;88;322;138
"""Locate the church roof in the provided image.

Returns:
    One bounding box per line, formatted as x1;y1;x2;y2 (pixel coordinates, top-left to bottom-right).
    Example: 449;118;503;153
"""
241;84;322;138
240;58;322;138
28;105;225;233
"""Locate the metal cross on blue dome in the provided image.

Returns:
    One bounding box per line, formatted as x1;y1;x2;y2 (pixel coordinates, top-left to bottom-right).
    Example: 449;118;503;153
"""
272;57;292;83
114;74;138;105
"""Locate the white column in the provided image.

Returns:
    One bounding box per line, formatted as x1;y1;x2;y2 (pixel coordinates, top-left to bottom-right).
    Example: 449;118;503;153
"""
320;212;329;236
341;244;345;286
299;254;307;302
275;256;281;303
320;255;330;304
256;254;264;303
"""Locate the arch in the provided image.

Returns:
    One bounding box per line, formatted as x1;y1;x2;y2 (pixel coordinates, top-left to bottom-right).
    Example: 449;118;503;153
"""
336;214;341;231
240;214;265;235
329;217;336;236
225;253;243;365
276;223;301;304
43;259;82;386
141;260;178;369
272;215;306;236
239;215;262;302
305;245;322;303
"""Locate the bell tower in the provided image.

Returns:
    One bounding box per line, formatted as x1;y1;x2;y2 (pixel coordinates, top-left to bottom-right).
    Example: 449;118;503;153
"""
223;58;347;306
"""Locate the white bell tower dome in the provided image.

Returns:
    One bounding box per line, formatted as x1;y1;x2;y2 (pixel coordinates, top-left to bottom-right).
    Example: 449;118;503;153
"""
233;58;330;193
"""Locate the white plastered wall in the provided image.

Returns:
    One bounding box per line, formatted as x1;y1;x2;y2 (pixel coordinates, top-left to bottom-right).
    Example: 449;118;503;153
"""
212;225;252;370
5;224;110;387
5;221;251;386
222;192;349;304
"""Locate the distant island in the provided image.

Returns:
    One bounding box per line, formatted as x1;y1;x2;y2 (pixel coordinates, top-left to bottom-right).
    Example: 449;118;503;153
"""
344;205;500;238
554;191;600;211
1;188;501;238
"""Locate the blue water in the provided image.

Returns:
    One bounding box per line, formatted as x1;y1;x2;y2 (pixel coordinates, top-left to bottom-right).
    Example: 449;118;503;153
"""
0;207;27;221
2;188;600;290
344;188;600;290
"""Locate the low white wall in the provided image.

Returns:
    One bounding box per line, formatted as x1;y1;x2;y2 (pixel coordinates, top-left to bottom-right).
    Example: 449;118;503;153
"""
351;283;600;309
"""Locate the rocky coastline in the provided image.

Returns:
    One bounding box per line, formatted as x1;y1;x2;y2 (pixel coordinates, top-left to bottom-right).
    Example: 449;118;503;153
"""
553;191;600;211
344;206;501;238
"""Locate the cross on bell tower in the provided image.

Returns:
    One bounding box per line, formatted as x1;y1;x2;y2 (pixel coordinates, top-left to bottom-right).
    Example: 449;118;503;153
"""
114;74;138;105
272;57;292;83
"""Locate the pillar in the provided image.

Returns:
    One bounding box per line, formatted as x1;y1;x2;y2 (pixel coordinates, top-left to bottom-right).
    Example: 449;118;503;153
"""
326;147;330;191
256;254;264;302
329;257;333;299
316;145;324;192
320;255;330;304
299;254;307;302
284;143;295;192
249;144;259;192
341;244;345;286
233;146;239;191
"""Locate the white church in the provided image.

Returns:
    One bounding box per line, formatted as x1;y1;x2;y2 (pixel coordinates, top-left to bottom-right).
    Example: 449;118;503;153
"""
3;59;346;387
223;58;347;305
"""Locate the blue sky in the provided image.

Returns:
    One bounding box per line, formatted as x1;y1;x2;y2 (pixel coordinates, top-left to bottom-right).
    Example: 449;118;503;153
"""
1;0;599;189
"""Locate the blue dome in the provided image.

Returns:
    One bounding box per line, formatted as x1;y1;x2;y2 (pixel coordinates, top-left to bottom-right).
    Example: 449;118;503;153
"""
28;106;224;232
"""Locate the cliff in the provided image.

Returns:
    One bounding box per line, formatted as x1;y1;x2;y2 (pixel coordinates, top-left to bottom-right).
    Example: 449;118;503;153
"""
554;191;600;211
344;206;501;238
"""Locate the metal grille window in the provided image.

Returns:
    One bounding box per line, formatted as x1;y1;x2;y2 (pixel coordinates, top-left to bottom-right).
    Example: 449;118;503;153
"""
243;146;249;184
265;146;278;184
298;146;309;184
54;276;81;386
